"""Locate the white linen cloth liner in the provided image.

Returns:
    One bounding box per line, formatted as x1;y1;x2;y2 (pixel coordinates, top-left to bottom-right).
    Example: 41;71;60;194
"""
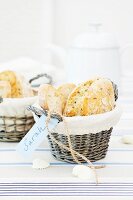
33;103;122;135
0;97;37;117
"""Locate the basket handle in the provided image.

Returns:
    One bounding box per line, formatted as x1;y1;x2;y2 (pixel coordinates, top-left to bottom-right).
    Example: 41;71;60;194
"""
29;73;53;87
112;81;118;101
0;97;3;103
27;105;63;122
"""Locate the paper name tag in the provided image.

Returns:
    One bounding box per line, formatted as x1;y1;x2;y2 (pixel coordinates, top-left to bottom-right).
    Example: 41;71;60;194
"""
16;114;59;158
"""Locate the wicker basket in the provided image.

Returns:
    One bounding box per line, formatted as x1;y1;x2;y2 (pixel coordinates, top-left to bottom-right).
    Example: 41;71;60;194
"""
47;83;119;163
0;73;53;142
0;115;34;142
0;96;37;142
48;128;112;163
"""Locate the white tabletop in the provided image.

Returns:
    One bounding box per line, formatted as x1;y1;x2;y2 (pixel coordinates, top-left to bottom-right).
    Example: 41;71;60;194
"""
0;75;133;198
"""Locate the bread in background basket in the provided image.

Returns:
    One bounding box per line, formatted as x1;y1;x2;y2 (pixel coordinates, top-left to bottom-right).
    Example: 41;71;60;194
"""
0;70;37;142
0;70;34;98
34;77;121;163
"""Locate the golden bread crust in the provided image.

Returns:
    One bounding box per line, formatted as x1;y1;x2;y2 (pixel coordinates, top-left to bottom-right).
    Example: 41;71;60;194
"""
38;84;53;110
64;78;115;116
38;84;65;114
63;78;97;116
0;71;22;98
47;86;65;114
57;83;76;101
0;80;11;98
0;71;34;98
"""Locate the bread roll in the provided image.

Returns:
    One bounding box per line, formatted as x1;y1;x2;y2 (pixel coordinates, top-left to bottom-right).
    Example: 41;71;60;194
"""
64;78;115;116
57;83;76;101
47;86;65;114
87;78;115;115
38;84;65;114
0;80;11;98
0;70;22;97
0;70;34;98
64;78;96;116
38;84;53;110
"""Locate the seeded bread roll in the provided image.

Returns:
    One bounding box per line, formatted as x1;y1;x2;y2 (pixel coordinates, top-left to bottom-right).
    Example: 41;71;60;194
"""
0;80;11;98
84;78;115;115
38;84;65;115
64;78;115;116
47;86;65;114
0;70;33;98
57;83;76;102
0;70;22;97
38;84;53;110
63;78;96;116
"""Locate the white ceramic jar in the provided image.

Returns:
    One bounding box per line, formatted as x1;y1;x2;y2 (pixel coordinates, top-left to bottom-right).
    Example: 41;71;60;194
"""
46;23;132;86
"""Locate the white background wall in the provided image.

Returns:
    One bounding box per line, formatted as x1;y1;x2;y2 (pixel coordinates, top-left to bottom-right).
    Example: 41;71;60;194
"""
0;0;54;64
54;0;133;73
0;0;133;72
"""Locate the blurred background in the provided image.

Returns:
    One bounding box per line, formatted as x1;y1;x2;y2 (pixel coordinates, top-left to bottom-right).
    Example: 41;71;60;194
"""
0;0;133;79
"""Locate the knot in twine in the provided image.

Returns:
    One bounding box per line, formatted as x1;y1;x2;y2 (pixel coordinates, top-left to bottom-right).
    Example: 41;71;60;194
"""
45;111;105;184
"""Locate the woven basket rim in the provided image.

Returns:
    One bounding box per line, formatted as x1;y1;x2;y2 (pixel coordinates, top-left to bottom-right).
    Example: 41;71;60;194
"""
0;115;33;119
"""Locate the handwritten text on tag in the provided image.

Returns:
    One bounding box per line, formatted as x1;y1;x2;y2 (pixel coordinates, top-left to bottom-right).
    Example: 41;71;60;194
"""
16;115;59;158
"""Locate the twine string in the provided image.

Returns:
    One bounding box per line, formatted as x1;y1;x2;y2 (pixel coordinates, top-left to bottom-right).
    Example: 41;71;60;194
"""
62;116;80;164
45;111;98;184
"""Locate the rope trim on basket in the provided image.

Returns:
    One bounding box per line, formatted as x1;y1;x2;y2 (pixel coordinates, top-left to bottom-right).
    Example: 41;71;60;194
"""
45;111;99;184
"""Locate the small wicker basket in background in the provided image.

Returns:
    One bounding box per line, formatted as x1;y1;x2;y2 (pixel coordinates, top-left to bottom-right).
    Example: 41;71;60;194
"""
0;73;52;142
0;96;36;142
0;115;34;142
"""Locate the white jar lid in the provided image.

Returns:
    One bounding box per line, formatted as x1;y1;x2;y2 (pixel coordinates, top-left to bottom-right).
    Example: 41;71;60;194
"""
71;23;119;49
